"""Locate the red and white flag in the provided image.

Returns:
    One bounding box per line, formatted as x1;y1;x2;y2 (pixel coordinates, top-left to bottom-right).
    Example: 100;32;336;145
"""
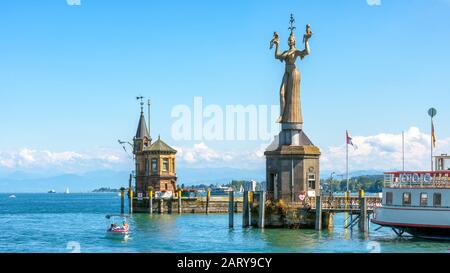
346;130;357;149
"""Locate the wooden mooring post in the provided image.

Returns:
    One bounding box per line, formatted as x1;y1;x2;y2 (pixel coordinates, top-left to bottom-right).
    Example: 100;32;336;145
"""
315;195;322;230
128;174;133;214
359;189;368;232
148;187;153;215
206;190;210;214
178;189;182;214
242;190;249;228
228;190;234;228
128;188;133;214
168;199;173;214
159;198;164;214
120;188;125;214
257;191;265;228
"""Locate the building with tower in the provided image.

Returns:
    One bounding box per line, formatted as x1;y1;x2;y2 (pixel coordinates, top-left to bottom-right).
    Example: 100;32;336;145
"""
132;99;178;202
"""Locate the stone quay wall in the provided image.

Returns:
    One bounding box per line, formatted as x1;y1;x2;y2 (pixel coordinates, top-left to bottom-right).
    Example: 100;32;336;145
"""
132;197;243;214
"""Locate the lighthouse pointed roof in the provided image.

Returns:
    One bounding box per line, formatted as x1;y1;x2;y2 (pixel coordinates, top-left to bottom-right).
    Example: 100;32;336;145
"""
135;111;149;139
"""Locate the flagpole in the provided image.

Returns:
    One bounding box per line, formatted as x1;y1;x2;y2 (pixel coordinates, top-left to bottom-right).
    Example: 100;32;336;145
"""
431;117;433;171
402;131;405;172
346;131;349;193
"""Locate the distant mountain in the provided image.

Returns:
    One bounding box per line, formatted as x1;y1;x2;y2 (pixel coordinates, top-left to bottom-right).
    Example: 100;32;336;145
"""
0;170;130;193
0;168;387;193
320;169;384;179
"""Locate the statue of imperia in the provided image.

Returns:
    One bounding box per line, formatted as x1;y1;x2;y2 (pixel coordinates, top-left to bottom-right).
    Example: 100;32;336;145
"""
270;14;312;126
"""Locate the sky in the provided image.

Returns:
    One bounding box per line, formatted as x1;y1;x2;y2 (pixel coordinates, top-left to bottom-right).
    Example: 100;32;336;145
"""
0;0;449;176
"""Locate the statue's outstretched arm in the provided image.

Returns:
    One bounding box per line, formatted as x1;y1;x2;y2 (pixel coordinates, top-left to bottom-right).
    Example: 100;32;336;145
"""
296;32;311;60
274;42;285;62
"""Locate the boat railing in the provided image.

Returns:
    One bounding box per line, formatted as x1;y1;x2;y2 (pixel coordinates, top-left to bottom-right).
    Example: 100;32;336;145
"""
383;171;450;188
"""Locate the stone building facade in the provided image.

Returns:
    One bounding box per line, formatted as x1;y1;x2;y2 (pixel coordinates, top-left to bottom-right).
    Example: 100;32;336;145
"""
133;109;177;198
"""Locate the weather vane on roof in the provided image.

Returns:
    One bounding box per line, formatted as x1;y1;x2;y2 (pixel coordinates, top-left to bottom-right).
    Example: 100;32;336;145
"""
136;96;144;112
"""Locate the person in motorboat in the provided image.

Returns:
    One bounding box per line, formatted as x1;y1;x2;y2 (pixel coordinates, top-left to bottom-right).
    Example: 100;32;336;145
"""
108;223;118;231
122;221;129;230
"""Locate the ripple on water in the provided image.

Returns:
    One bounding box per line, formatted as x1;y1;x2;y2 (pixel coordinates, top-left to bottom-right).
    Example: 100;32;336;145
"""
0;193;448;253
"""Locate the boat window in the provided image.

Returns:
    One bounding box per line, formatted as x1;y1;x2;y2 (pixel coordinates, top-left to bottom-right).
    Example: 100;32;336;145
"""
433;193;442;207
402;192;411;206
385;192;393;205
420;193;428;206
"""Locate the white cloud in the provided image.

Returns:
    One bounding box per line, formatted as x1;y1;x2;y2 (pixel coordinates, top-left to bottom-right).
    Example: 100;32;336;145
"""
321;127;450;173
174;142;233;165
0;147;129;174
172;126;450;172
174;142;265;169
1;126;447;175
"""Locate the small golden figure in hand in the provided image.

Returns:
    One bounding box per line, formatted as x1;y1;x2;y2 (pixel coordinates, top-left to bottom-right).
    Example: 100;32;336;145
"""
303;24;312;43
270;32;279;49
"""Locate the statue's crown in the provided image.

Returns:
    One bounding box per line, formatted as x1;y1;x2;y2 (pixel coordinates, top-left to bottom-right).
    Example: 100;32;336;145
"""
288;14;296;36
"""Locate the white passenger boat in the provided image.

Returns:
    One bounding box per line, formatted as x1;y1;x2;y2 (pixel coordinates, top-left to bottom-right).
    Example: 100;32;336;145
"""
210;186;233;196
372;164;450;240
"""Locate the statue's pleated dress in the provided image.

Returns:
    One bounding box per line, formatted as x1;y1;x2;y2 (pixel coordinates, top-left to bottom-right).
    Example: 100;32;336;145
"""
280;61;302;125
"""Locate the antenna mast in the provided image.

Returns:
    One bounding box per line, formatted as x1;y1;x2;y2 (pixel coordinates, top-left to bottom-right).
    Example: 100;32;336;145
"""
148;98;151;140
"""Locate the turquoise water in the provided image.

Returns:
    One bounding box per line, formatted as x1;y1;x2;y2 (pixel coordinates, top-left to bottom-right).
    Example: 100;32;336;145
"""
0;193;448;253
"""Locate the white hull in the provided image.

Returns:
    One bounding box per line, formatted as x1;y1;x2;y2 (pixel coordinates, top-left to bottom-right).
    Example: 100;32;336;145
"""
373;187;450;239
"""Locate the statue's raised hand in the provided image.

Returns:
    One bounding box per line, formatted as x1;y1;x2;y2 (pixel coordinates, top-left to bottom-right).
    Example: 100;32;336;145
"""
270;32;280;49
303;24;313;43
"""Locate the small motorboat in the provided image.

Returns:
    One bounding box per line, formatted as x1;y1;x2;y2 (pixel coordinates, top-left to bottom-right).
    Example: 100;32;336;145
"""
8;195;16;198
48;189;56;193
105;214;130;240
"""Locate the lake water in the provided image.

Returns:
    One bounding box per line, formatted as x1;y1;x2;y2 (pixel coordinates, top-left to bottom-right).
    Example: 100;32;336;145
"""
0;193;448;253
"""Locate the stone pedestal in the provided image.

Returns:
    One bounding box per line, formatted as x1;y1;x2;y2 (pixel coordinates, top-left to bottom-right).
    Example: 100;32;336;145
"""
265;126;320;203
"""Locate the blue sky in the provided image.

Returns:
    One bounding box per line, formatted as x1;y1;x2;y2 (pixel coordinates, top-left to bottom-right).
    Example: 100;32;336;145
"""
0;0;449;175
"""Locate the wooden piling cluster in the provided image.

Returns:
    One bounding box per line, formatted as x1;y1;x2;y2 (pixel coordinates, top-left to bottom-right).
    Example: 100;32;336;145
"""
124;186;370;233
127;189;248;214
